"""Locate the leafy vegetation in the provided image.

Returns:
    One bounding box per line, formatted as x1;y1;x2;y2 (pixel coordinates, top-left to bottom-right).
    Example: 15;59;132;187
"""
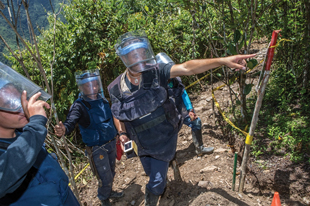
0;0;65;65
1;0;309;164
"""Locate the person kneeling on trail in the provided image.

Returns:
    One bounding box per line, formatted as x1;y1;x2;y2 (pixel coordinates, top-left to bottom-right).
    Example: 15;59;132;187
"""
156;52;214;156
108;30;255;206
54;69;124;206
0;62;79;206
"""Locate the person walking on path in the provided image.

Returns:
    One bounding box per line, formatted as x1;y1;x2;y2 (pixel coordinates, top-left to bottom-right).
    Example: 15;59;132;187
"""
108;30;255;206
54;69;124;206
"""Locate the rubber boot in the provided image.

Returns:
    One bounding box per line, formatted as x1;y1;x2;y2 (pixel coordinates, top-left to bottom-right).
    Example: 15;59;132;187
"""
145;188;160;206
192;129;214;156
110;190;124;198
100;199;111;206
171;159;182;181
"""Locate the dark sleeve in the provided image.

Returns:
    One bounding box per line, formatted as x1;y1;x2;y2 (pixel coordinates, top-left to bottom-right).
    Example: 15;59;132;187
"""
0;115;47;197
63;102;90;135
158;63;173;87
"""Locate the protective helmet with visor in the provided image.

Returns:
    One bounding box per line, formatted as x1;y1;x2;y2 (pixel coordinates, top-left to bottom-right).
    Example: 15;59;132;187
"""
0;62;51;113
75;69;104;101
115;30;156;73
155;52;175;65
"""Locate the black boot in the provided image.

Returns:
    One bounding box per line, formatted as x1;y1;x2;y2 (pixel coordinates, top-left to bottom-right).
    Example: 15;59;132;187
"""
100;199;111;206
145;188;160;206
110;190;124;198
171;159;182;181
192;129;214;156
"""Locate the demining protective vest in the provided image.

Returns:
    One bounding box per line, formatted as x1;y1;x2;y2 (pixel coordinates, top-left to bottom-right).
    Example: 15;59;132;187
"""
108;65;185;161
0;139;70;206
76;98;117;147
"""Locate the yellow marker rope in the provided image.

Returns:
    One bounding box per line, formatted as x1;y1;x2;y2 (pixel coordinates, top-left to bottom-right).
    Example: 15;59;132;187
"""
185;67;221;90
269;38;292;48
74;163;90;180
245;134;254;145
68;163;90;186
210;59;264;144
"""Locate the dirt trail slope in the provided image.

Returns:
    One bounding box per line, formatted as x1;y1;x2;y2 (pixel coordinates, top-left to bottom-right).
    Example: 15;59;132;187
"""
77;42;310;206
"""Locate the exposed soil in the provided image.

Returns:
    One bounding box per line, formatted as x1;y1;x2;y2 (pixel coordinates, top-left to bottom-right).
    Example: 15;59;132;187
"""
76;41;310;206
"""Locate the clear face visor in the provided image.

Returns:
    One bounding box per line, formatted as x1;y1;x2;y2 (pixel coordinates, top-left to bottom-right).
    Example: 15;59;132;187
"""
115;31;156;73
155;52;175;65
0;62;51;113
0;84;22;112
75;69;104;101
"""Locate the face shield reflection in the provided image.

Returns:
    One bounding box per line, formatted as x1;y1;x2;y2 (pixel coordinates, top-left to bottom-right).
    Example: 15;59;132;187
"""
0;62;51;112
75;69;104;101
0;84;23;113
79;80;99;99
155;52;175;65
115;31;156;73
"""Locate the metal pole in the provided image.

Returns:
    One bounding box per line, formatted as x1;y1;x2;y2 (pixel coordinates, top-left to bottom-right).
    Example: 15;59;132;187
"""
232;152;238;191
238;30;281;192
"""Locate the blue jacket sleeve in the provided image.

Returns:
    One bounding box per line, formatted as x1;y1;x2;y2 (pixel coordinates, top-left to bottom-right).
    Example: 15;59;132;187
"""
182;90;193;111
0;115;47;198
63;101;90;135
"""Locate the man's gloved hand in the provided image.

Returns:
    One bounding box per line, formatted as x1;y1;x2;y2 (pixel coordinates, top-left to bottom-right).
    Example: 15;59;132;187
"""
54;121;66;137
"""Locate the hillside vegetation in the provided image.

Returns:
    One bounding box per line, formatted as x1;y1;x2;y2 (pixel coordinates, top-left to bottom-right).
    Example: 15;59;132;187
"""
0;0;65;65
1;0;309;203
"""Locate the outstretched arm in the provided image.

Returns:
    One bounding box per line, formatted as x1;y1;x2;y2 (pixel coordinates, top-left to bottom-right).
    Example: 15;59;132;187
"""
170;54;256;78
54;103;84;137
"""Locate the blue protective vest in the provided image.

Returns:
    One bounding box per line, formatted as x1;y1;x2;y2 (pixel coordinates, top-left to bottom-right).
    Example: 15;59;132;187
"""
76;98;117;147
108;65;185;162
0;140;71;206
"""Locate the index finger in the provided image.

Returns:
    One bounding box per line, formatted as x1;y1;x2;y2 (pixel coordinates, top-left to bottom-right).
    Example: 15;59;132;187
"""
21;90;30;118
239;54;256;59
21;90;27;106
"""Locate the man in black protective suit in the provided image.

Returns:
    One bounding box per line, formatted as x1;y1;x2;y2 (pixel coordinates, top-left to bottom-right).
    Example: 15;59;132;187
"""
108;30;255;206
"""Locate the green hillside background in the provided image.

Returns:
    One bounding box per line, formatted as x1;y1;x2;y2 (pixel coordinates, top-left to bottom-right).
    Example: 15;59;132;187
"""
0;0;66;65
1;0;309;165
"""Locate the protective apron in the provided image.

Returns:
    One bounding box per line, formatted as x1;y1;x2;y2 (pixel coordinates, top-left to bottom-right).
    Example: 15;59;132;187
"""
76;98;117;147
108;65;185;162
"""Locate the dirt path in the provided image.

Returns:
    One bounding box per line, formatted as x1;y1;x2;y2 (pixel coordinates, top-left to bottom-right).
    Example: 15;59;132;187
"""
77;42;310;206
